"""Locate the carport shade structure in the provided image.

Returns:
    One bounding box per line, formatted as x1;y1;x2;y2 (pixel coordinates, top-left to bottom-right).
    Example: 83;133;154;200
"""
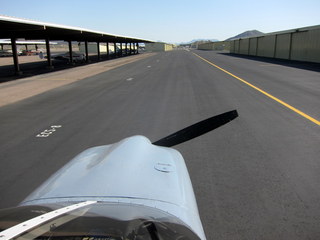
0;15;153;74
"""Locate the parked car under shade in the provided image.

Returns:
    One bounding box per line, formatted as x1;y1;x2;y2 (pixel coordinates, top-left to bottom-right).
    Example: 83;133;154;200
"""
43;52;86;63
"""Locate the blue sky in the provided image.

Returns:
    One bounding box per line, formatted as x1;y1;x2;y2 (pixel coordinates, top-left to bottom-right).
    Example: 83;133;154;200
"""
1;0;320;43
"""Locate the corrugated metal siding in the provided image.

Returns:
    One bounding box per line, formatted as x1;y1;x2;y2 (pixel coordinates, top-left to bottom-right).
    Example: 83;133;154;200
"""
291;29;320;62
239;39;249;54
198;41;230;51
234;40;240;53
198;42;214;50
275;33;290;59
214;41;230;50
308;29;320;62
146;42;173;52
249;38;258;55
230;41;235;52
257;35;276;57
291;31;308;61
229;25;320;63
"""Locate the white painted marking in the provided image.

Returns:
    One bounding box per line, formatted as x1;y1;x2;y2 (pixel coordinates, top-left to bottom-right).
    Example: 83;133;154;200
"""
36;125;62;138
0;201;97;240
147;65;151;68
126;77;133;81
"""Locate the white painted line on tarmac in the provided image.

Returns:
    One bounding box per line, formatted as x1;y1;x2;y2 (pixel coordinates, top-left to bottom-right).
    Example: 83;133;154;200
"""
147;65;151;68
36;125;62;138
126;77;134;81
193;52;320;126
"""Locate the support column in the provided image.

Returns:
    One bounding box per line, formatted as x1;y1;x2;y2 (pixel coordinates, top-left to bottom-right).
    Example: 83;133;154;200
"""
11;38;22;75
106;42;109;59
85;41;89;63
114;42;117;57
273;35;278;58
120;43;123;56
125;42;128;55
136;43;139;54
255;37;259;56
45;38;53;69
288;33;293;60
68;40;74;65
97;41;101;60
130;43;132;55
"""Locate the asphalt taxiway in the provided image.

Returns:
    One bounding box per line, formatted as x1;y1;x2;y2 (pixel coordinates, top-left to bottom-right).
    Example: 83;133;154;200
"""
0;50;319;239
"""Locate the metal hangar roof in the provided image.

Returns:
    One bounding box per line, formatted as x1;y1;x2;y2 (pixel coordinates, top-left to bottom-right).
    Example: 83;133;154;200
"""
0;15;153;43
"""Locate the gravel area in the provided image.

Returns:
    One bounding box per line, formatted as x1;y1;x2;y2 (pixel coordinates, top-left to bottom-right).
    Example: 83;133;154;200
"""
0;55;46;66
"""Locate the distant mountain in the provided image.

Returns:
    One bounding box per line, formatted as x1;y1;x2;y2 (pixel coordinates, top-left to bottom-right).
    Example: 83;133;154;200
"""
178;38;219;45
225;30;264;41
189;38;219;43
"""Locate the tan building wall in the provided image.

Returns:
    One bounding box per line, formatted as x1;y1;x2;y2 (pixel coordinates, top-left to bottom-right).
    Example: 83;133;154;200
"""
291;29;320;62
248;38;258;55
79;43;113;53
145;42;174;52
256;35;276;58
275;34;291;59
229;25;320;63
197;42;214;50
197;41;230;51
79;43;136;54
239;39;249;54
164;44;173;51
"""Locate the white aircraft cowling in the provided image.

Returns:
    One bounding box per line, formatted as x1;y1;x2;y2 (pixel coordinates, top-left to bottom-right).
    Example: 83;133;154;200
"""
21;135;206;240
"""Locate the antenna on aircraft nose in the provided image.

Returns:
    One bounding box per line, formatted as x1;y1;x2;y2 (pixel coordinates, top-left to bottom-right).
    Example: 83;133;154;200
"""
153;110;238;147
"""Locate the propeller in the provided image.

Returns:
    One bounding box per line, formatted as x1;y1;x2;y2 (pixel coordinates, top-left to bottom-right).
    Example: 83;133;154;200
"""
152;110;238;147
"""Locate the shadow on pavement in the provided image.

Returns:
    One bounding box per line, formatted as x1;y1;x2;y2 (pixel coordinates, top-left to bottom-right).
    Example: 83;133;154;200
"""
0;53;133;83
218;52;320;73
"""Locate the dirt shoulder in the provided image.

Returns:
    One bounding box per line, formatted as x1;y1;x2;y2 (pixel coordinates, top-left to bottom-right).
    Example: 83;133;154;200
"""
0;53;156;107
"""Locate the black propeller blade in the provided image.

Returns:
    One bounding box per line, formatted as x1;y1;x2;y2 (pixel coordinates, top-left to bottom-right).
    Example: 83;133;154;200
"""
153;110;238;147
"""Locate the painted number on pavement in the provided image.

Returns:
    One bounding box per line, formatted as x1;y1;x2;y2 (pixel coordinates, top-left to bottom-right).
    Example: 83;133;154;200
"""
36;125;62;138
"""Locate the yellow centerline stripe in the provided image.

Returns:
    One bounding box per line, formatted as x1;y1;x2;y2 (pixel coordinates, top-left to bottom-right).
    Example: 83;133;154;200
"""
193;52;320;126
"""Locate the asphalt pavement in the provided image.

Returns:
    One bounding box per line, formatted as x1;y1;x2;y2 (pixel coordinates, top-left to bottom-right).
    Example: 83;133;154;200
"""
0;49;319;239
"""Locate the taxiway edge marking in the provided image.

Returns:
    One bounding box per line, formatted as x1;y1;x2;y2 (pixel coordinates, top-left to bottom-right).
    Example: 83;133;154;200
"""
192;52;320;126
